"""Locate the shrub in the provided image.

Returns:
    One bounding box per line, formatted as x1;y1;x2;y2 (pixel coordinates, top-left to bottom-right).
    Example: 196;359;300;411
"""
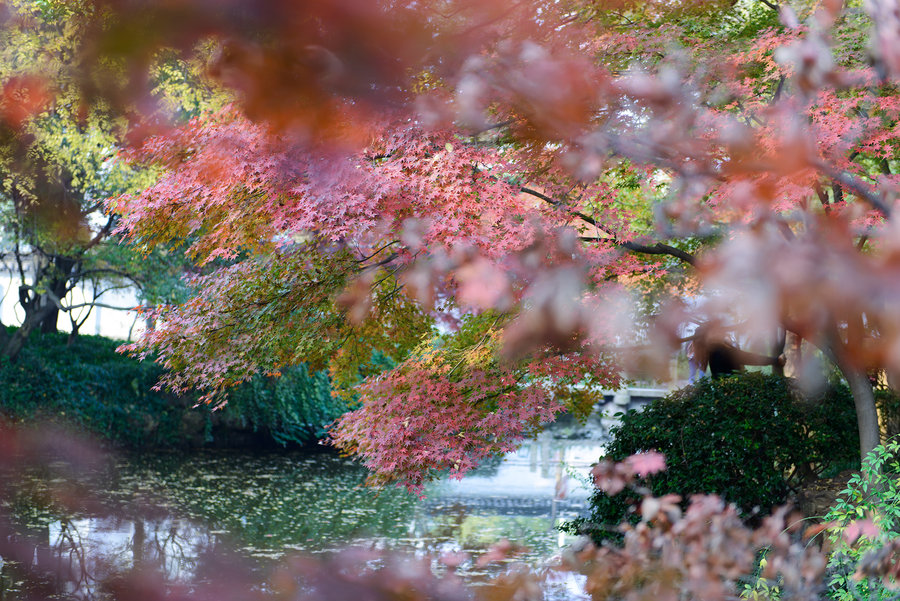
0;329;186;447
223;364;351;446
567;373;859;543
875;388;900;441
0;330;349;448
825;438;900;601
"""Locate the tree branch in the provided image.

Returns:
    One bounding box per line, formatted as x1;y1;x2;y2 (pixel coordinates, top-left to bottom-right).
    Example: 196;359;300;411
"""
814;182;831;212
85;215;115;251
21;284;135;314
817;163;892;217
58;301;138;312
520;186;697;266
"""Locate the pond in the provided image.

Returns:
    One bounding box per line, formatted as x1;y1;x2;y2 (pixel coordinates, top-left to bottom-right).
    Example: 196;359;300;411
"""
0;412;617;599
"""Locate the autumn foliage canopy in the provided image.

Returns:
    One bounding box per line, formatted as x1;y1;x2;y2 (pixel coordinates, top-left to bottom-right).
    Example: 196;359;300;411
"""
6;0;900;488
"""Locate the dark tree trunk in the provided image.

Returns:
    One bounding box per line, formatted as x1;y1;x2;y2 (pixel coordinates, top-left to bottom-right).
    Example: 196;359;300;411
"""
37;256;77;335
1;302;55;360
772;329;787;377
1;255;80;360
817;320;881;466
39;305;59;334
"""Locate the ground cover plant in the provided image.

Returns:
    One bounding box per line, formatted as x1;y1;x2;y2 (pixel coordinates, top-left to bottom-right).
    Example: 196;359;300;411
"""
825;437;900;601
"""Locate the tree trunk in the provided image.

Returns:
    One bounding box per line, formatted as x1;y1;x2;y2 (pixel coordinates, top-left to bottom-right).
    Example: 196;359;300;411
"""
772;329;787;377
38;256;77;334
3;324;35;360
39;304;59;334
1;303;55;360
3;254;78;359
819;321;881;466
839;360;880;463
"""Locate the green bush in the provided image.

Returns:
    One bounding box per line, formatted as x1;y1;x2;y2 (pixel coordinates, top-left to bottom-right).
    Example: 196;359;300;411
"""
0;329;349;448
825;438;900;601
876;388;900;441
0;330;185;447
223;364;350;446
740;439;900;601
567;373;859;543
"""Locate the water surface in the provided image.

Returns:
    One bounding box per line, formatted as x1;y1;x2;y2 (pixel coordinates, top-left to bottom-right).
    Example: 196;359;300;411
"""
0;414;610;598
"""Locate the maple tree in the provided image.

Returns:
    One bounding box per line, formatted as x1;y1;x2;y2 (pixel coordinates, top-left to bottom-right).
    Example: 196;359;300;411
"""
10;0;900;488
11;6;900;600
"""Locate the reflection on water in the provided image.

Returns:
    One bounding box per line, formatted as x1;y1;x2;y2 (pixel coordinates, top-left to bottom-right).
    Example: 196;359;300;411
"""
42;517;217;599
0;414;607;598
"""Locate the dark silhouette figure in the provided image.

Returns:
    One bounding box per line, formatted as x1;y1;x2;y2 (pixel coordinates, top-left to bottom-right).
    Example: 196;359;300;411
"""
691;324;784;380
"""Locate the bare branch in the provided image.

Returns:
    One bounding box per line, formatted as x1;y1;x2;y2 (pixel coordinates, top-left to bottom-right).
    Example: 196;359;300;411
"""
353;240;399;263
21;284;136;314
59;301;138;312
85;215;115;251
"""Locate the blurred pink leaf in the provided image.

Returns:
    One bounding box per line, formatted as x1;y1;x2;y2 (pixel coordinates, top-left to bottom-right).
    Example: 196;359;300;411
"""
626;452;667;478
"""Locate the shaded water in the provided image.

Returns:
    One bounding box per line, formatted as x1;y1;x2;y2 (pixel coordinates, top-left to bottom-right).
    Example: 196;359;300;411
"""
0;414;611;598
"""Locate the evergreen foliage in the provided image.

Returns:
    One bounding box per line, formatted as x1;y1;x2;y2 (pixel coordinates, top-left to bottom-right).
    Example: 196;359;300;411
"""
568;373;860;543
0;330;345;448
225;365;351;447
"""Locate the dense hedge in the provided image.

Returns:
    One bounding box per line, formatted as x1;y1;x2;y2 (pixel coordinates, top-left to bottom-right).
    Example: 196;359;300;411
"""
566;373;860;543
0;330;348;448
